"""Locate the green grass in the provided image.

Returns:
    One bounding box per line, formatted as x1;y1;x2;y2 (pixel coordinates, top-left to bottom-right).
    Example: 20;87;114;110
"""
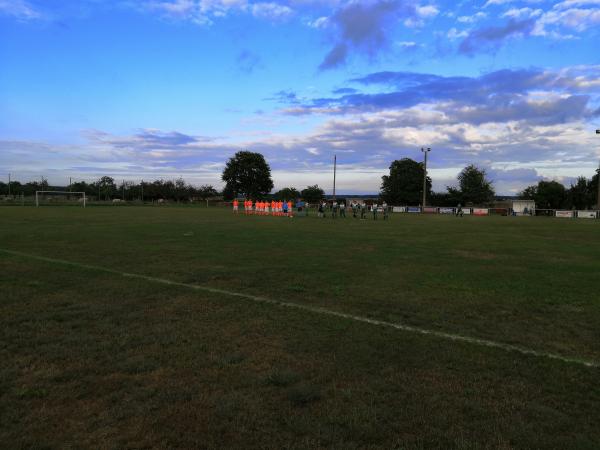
1;206;599;448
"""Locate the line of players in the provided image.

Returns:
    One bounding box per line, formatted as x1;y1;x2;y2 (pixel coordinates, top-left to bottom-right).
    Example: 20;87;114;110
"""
232;198;390;220
232;199;294;216
318;200;389;220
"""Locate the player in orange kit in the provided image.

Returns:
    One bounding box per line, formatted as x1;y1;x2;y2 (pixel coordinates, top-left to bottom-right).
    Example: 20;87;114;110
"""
287;201;293;217
233;199;239;213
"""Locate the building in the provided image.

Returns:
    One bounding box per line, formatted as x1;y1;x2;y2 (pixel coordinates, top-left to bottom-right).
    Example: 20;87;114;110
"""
511;199;535;215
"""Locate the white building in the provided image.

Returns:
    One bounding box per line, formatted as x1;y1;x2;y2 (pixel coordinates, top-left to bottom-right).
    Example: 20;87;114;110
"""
511;199;535;215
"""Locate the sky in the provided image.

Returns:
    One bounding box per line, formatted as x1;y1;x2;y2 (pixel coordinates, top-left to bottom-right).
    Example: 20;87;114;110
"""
1;0;599;194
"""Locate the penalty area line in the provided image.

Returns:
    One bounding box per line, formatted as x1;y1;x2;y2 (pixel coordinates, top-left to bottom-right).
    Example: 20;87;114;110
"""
1;247;598;369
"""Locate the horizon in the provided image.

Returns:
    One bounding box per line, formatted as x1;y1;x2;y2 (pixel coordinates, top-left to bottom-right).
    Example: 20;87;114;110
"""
1;0;599;195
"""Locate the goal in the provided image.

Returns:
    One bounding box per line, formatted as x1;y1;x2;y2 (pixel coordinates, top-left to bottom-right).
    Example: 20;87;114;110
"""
35;191;87;207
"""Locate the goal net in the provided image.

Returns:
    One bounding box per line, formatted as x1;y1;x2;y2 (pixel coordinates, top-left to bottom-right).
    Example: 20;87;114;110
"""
35;191;87;207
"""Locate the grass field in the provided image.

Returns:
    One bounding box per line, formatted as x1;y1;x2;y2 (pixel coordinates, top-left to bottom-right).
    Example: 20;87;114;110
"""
1;206;600;448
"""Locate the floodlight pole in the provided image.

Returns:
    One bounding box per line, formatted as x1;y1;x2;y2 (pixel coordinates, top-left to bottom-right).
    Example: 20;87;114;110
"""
596;130;600;209
333;154;337;201
421;147;431;208
8;173;11;197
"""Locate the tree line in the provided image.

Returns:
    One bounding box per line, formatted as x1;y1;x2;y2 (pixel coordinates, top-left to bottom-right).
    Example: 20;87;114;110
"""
221;151;600;208
520;176;599;210
4;151;598;208
379;158;599;208
0;176;218;202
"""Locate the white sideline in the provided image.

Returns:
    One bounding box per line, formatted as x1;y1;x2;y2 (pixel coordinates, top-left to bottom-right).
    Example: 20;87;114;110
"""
1;247;598;369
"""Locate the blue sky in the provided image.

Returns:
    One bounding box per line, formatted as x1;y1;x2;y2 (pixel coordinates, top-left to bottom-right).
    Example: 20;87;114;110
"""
1;0;599;194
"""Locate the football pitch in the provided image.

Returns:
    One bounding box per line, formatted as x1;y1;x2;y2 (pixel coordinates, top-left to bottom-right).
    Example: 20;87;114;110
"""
1;206;600;448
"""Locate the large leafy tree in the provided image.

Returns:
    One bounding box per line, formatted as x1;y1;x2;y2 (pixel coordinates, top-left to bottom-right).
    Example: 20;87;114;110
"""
300;185;325;203
380;158;431;205
274;187;300;200
521;180;566;209
95;176;117;200
448;165;494;205
567;176;592;210
221;151;274;199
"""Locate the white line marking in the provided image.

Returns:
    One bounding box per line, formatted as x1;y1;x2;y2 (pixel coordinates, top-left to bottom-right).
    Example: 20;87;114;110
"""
1;248;598;368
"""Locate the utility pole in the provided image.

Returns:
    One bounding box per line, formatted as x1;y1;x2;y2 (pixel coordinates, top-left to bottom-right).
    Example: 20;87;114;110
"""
333;154;337;201
421;147;431;208
596;130;600;209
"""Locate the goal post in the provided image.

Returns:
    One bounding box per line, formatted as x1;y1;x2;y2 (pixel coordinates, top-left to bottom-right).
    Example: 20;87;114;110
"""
35;191;86;207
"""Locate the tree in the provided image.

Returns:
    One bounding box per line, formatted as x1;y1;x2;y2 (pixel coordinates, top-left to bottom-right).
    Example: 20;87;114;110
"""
519;185;537;200
274;187;300;200
300;185;325;203
449;165;494;205
174;177;188;203
221;184;235;201
380;158;430;205
196;185;218;200
221;151;273;199
567;177;592;210
524;180;566;209
95;176;116;200
429;191;454;207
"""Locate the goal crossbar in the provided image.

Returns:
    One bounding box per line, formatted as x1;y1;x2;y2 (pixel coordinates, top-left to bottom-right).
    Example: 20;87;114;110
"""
35;191;87;207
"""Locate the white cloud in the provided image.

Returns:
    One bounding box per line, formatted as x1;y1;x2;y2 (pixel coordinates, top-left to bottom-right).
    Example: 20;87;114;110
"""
144;0;256;25
447;27;468;39
491;0;600;37
457;12;487;23
402;5;438;28
251;2;294;21
416;4;439;18
534;5;600;35
144;0;296;24
483;0;543;7
0;0;43;20
483;0;515;7
501;7;542;19
307;16;328;28
554;0;600;9
396;40;419;48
